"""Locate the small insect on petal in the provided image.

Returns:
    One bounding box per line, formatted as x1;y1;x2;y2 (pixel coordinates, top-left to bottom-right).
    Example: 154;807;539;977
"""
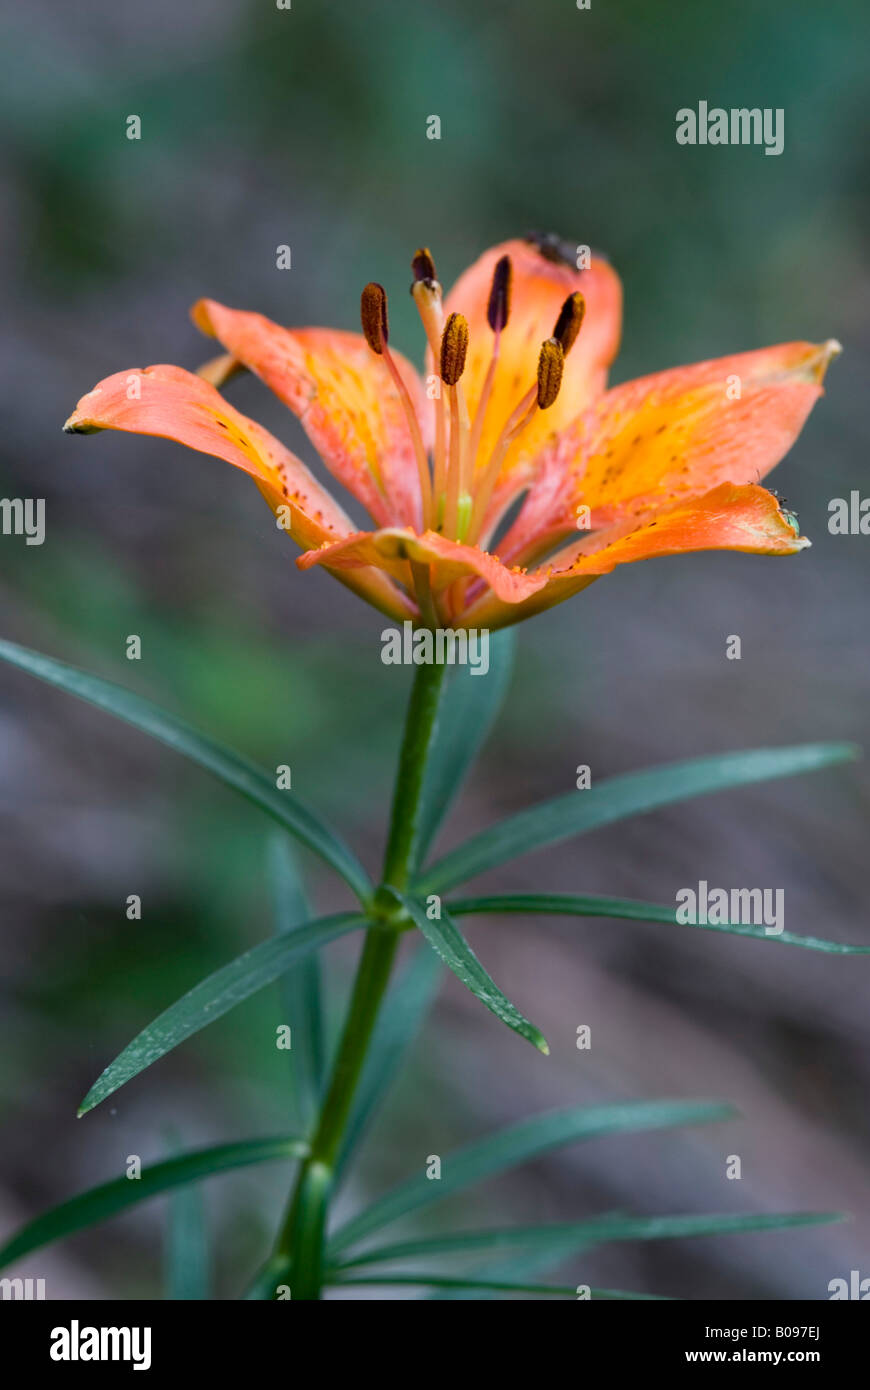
551;291;586;356
536;337;565;409
361;282;389;354
440;312;469;385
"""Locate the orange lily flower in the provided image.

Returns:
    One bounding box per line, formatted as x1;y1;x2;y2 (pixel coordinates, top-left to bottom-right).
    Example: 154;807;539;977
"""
64;235;839;630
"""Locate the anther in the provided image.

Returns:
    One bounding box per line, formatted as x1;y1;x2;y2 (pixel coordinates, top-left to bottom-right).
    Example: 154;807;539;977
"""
486;255;513;333
536;337;564;409
440;312;469;385
360;282;389;354
552;292;586;356
411;247;437;284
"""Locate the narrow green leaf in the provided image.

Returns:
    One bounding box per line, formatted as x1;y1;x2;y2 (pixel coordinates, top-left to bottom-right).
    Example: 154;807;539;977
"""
78;913;365;1115
165;1182;209;1301
269;837;325;1127
330;1273;668;1298
413;629;515;869
244;1256;291;1300
330;1100;734;1254
0;637;372;901
400;895;548;1055
450;894;870;954
333;1210;845;1270
0;1136;309;1269
418;743;859;893
335;945;442;1181
427;1227;619;1301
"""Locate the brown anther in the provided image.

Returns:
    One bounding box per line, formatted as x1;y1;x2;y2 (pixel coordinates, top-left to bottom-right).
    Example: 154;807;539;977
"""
411;247;437;283
486;254;513;333
440;312;469;385
552;291;586;356
536;337;564;409
360;282;389;354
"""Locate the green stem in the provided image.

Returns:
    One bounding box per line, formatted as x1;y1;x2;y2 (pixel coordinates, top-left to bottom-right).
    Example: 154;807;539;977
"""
270;656;447;1299
382;655;447;888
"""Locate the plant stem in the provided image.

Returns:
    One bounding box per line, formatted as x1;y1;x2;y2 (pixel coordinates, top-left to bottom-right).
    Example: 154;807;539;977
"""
271;655;447;1299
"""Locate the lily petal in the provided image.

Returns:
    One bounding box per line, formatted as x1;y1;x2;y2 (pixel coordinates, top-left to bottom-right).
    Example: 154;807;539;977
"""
464;483;810;629
297;527;549;607
63;364;413;622
192;300;430;529
441;236;622;511
502;340;839;563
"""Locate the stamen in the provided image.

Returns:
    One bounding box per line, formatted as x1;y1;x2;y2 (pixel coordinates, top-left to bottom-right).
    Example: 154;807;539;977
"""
486;254;513;333
411;247;437;283
360;282;388;354
409;253;447;529
440;312;469;385
467;255;513;478
536;338;564;409
467;334;564;544
363;280;432;528
439;314;472;538
551;291;585;356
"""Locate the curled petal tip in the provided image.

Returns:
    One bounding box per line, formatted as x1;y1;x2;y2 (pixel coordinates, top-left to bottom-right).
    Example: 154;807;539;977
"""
805;338;843;384
63;414;98;434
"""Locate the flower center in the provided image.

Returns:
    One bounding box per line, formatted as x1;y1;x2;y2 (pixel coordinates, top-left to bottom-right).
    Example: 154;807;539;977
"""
361;250;586;546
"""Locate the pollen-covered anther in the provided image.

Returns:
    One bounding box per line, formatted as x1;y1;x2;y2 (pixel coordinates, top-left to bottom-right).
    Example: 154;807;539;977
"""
440;312;469;385
360;282;389;354
486;254;513;333
411;247;437;284
552;292;586;356
536;337;565;409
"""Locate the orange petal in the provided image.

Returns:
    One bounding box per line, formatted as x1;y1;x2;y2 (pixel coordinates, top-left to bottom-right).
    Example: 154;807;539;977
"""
465;483;809;629
502;340;839;563
297;527;549;607
441;236;622;511
63;364;413;621
192;300;430;529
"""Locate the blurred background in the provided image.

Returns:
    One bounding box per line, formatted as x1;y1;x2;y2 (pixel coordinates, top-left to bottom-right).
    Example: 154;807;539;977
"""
1;0;868;1299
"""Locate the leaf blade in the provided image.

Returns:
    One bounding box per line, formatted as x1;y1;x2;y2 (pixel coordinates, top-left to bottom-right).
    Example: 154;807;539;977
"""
329;1273;668;1299
332;1211;846;1270
400;895;548;1055
419;743;859;893
0;637;372;901
449;893;870;954
329;1100;734;1254
0;1136;309;1269
165;1181;209;1301
269;836;325;1127
78;912;365;1115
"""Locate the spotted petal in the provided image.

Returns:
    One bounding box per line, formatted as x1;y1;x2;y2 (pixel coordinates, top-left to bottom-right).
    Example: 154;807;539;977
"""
502;340;839;565
63;364;412;621
193;300;430;529
464;483;809;629
297;527;549;607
